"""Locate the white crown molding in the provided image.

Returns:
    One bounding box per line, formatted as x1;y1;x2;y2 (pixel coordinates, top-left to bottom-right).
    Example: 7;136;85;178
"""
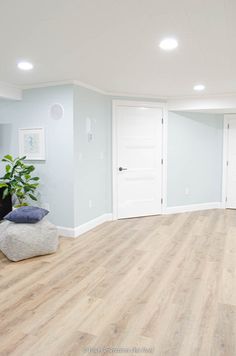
167;92;236;100
107;90;167;100
21;80;75;90
21;79;107;95
0;81;22;100
21;79;166;99
3;78;236;105
73;80;107;95
21;79;236;101
168;93;236;112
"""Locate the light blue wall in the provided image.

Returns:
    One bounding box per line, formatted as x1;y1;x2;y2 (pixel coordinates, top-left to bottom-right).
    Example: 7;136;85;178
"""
74;86;111;226
0;85;225;228
73;91;225;224
167;111;224;207
73;91;166;226
0;84;112;228
0;86;74;227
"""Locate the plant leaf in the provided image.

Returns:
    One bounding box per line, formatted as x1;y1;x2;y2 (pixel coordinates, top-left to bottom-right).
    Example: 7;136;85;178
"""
1;155;39;204
3;173;11;180
29;193;37;201
5;164;11;173
3;155;13;162
30;177;40;181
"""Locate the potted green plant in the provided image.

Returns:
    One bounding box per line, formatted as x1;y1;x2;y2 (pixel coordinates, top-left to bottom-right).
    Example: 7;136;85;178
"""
0;155;40;208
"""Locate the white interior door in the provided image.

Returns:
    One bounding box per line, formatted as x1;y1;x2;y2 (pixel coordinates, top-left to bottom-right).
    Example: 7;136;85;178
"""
114;104;163;219
226;117;236;208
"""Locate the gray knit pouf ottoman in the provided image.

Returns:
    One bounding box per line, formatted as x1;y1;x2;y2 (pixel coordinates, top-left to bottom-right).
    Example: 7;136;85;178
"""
0;218;59;262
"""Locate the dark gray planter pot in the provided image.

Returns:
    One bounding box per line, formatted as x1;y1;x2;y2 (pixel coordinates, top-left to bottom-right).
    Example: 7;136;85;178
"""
0;188;12;220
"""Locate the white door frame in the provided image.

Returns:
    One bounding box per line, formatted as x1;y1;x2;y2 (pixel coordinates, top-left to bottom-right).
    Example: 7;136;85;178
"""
112;100;168;220
222;114;236;208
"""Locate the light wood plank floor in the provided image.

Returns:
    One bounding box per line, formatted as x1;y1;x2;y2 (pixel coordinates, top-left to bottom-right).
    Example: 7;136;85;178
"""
0;209;236;356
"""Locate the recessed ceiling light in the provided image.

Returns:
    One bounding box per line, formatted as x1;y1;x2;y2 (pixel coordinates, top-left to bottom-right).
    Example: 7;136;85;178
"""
193;84;205;91
159;38;178;51
17;61;34;71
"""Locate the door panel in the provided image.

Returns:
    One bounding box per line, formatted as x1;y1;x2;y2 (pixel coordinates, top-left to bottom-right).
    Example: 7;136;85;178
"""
116;105;163;219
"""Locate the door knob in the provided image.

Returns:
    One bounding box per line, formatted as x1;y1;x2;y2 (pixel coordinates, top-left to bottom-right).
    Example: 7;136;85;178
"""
119;167;128;171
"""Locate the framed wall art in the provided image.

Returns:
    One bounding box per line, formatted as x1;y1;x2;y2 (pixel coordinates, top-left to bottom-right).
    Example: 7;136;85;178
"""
19;128;45;160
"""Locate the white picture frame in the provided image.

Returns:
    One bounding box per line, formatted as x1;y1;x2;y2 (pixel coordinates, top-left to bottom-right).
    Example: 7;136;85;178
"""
19;128;45;160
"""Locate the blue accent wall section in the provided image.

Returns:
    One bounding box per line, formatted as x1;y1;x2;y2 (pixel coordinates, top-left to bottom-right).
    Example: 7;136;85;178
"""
167;111;224;207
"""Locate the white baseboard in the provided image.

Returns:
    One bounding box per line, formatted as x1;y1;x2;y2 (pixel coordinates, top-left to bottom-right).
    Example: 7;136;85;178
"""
57;226;75;238
164;202;223;215
57;213;113;238
58;203;223;237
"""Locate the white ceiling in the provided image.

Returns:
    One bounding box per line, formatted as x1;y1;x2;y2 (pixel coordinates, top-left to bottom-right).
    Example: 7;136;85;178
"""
0;0;236;97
